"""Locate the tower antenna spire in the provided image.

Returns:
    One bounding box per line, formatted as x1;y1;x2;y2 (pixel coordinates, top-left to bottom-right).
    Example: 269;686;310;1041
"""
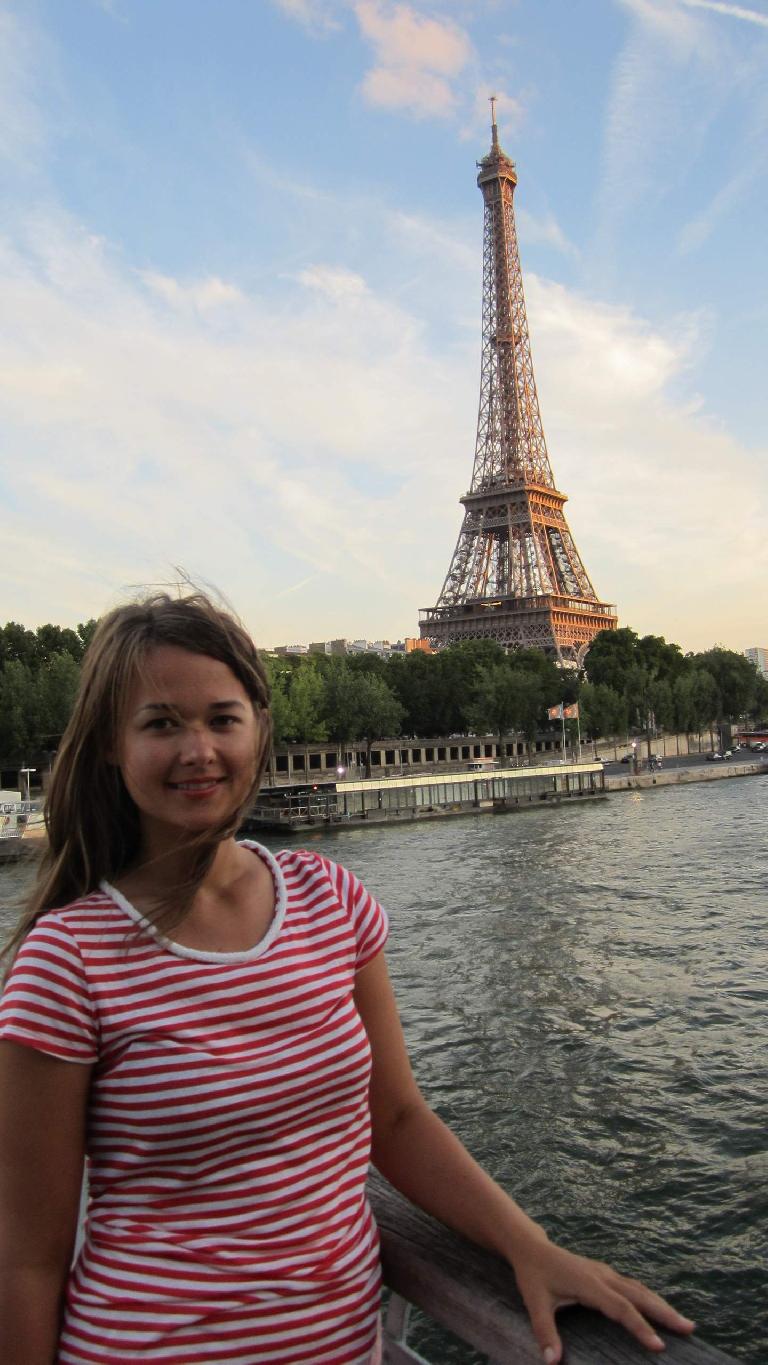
490;93;498;149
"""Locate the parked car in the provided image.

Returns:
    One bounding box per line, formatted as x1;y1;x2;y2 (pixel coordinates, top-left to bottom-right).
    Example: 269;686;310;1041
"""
707;752;724;761
620;753;634;763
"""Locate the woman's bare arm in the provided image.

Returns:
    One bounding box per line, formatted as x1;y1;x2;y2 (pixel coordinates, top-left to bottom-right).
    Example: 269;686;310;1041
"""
0;1041;91;1365
354;952;694;1365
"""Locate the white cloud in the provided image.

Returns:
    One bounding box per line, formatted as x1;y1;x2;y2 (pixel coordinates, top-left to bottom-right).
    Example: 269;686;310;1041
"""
355;1;469;75
1;0;765;653
139;273;245;312
614;0;704;47
296;265;369;299
0;9;49;169
523;275;767;641
517;209;578;259
1;197;765;649
270;0;341;33
354;1;472;118
596;0;738;277
677;162;757;251
0;207;474;640
360;64;457;117
387;209;475;272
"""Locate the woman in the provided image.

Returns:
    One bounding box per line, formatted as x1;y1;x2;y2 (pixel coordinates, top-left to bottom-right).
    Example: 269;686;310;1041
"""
0;593;694;1364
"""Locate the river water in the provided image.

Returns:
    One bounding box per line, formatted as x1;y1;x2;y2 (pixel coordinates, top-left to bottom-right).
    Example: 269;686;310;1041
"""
2;777;766;1362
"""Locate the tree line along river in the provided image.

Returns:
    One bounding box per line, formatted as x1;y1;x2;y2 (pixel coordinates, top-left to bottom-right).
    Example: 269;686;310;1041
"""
1;775;766;1362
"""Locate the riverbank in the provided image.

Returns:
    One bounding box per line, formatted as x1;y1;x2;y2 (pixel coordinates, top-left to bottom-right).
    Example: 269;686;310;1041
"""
16;758;767;849
605;758;765;793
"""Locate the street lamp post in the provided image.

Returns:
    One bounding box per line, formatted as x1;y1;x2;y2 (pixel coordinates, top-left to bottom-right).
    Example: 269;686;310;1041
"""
19;767;36;811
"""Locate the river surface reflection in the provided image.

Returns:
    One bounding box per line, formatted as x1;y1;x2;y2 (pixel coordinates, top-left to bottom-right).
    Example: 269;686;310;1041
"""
2;777;766;1361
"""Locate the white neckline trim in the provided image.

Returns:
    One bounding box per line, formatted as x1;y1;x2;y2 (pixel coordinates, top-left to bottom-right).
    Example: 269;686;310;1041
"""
100;840;287;964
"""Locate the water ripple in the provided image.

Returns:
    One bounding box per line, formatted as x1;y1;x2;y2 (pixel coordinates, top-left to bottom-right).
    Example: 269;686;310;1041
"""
3;778;767;1361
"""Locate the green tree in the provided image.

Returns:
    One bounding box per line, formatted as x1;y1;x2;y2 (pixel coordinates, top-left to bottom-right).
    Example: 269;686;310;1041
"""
0;661;35;763
322;661;364;754
0;623;39;672
689;668;719;745
648;677;674;734
385;651;445;737
442;640;508;734
262;656;294;746
35;624;84;666
751;673;768;721
355;675;404;776
587;629;688;762
288;664;328;743
671;673;697;752
583;628;640;694
77;619;99;652
691;648;758;723
578;682;626;753
35;652;81;745
636;634;688;685
468;662;543;760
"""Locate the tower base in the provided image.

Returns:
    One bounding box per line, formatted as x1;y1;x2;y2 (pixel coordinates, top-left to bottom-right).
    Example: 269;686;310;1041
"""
419;594;617;667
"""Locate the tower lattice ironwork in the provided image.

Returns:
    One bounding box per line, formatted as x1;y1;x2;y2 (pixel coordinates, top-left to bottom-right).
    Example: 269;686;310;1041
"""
420;105;617;665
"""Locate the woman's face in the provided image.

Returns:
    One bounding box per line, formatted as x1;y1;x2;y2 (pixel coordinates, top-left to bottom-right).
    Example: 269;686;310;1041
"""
116;644;261;853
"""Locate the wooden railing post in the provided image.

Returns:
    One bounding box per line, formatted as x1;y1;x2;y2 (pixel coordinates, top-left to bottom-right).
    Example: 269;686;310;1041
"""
368;1171;738;1365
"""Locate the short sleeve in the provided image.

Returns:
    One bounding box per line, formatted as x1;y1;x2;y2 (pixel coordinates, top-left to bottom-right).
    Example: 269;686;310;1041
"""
0;916;98;1064
320;857;389;970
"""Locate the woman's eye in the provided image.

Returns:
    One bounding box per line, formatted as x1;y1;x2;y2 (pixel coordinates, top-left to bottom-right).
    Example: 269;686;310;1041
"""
212;714;239;728
145;716;175;731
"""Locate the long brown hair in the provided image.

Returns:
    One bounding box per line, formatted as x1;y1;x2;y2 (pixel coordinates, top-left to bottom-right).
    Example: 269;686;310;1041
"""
2;592;272;970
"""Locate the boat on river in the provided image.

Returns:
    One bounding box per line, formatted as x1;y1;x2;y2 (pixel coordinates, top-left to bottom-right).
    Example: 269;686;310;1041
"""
243;760;606;833
0;792;34;863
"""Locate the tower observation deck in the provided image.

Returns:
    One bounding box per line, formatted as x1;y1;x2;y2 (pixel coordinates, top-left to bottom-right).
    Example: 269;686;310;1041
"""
419;105;617;665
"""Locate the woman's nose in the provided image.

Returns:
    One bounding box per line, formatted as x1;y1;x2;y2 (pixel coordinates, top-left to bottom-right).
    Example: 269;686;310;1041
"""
179;724;216;764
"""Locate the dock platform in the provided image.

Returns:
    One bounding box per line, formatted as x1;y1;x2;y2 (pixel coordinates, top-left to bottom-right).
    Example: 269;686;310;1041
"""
243;763;606;833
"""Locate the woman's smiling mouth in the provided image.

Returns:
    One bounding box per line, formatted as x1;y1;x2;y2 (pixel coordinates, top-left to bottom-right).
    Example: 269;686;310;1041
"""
168;778;226;795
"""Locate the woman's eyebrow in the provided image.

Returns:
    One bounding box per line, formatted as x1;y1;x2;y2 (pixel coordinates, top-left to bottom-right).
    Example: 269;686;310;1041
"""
135;700;246;713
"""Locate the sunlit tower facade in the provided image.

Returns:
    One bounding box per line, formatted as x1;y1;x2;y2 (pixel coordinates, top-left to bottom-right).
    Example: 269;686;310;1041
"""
420;104;617;665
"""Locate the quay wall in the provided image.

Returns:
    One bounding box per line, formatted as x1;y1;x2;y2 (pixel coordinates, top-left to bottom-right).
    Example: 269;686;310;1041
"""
605;760;765;793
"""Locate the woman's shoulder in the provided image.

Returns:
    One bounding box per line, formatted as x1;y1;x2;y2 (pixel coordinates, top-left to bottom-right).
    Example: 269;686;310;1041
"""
25;888;127;944
239;840;335;878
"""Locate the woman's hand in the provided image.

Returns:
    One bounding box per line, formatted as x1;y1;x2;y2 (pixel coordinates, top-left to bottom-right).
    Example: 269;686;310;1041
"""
509;1235;696;1364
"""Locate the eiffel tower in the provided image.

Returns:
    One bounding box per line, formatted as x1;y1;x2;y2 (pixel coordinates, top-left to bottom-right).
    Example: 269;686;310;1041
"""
420;102;617;665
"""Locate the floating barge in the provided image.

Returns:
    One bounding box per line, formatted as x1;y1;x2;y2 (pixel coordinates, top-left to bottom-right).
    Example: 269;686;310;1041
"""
0;794;34;864
243;761;606;833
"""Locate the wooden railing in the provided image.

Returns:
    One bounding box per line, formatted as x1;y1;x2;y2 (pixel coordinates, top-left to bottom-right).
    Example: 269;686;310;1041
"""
367;1172;738;1364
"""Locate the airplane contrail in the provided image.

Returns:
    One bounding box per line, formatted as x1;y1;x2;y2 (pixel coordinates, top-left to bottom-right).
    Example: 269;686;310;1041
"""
679;0;768;28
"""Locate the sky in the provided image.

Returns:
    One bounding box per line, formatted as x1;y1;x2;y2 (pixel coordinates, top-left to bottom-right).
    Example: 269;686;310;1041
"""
1;0;766;654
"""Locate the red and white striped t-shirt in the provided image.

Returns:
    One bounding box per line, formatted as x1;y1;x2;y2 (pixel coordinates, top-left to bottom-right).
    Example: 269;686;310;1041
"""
0;842;389;1364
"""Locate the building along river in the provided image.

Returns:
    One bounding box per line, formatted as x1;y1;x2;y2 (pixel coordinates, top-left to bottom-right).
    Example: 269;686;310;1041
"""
1;776;765;1362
